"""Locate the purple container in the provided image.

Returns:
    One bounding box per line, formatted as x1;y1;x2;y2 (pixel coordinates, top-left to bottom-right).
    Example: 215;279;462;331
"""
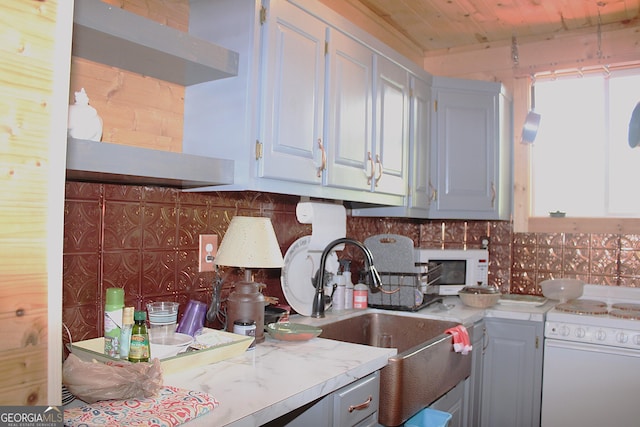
176;300;207;336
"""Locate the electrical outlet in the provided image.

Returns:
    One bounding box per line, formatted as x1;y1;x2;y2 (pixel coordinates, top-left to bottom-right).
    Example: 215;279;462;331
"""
199;234;218;272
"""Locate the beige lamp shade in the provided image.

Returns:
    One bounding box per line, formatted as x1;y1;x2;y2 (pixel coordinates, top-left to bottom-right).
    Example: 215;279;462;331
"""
215;216;284;269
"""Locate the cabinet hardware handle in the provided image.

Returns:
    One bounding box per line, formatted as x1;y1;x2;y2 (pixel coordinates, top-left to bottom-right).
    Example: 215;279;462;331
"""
366;152;375;185
429;181;437;201
490;182;496;207
348;395;372;412
255;140;263;160
259;5;267;25
374;154;383;186
316;138;326;178
482;325;489;354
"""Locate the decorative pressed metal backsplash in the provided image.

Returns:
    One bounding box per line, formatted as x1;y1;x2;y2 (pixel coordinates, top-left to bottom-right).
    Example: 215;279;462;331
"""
62;181;639;343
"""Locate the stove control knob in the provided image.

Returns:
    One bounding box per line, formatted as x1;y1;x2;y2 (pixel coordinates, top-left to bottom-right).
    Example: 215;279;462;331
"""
596;330;607;341
575;328;586;339
559;326;570;337
634;335;640;346
616;332;628;344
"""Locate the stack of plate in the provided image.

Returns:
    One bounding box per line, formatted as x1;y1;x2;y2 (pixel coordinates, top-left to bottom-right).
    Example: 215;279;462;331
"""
62;384;75;406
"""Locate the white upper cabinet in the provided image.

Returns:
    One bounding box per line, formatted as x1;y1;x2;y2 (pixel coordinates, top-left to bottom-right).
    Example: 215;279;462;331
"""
351;73;432;218
325;29;374;193
325;29;409;199
184;0;414;205
429;76;513;220
410;75;433;212
373;56;410;197
258;0;327;185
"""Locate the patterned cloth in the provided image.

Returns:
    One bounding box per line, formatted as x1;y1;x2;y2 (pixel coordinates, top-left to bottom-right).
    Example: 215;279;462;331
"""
64;386;219;426
445;324;472;355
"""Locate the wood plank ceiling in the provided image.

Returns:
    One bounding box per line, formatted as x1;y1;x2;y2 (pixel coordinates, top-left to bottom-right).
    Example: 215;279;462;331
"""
348;0;640;53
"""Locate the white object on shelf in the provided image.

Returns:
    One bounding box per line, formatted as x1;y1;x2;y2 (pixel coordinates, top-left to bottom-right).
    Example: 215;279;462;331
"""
67;88;102;141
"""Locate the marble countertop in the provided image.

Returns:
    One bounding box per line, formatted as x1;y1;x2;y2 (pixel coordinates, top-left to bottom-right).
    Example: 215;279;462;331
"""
163;333;395;426
163;295;555;426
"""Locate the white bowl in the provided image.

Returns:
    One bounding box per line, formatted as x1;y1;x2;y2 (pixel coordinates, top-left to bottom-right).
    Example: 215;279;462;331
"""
540;279;584;302
458;292;501;308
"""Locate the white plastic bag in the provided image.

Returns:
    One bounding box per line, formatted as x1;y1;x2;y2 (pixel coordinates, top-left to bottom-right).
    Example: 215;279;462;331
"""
62;354;163;403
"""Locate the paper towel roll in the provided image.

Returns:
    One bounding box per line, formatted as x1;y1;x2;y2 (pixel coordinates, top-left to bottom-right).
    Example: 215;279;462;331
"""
296;202;346;251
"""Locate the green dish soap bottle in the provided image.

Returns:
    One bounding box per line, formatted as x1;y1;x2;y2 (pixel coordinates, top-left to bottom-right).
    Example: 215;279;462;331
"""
129;310;150;363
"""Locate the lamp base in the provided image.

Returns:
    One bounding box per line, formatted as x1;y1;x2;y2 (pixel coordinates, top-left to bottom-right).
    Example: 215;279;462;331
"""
226;281;265;344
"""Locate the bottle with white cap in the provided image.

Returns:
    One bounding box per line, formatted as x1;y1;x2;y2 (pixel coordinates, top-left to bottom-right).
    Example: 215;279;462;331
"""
332;267;345;311
342;260;354;309
353;272;368;309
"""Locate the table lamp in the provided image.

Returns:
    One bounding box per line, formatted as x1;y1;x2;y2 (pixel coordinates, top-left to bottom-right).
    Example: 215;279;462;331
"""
215;216;284;343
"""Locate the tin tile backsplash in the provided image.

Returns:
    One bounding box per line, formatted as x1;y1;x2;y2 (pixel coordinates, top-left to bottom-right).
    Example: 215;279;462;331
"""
62;182;639;342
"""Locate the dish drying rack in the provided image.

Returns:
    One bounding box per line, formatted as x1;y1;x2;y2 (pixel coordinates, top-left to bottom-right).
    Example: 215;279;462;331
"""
368;262;443;311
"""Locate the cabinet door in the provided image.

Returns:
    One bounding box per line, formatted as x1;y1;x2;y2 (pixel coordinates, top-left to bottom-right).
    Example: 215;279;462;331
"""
408;75;431;210
259;0;327;184
325;28;374;192
373;55;409;196
481;318;543;427
430;87;497;217
464;320;485;426
429;379;465;427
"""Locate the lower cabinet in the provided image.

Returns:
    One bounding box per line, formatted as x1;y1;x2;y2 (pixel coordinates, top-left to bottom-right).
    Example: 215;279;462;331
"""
464;320;485;426
266;371;380;427
427;320;484;427
267;316;543;427
480;317;544;427
428;379;466;427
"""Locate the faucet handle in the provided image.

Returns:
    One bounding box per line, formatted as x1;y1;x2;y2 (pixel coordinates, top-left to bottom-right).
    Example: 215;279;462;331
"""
368;265;401;295
368;265;383;290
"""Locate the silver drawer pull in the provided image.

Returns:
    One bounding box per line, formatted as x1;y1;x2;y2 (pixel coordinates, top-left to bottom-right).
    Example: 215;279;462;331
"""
348;395;372;413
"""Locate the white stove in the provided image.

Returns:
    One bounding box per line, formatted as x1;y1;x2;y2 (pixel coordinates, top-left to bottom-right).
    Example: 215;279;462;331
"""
541;284;640;427
544;284;640;350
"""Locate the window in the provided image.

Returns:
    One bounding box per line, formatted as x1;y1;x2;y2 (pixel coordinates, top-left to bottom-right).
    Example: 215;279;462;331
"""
531;68;640;218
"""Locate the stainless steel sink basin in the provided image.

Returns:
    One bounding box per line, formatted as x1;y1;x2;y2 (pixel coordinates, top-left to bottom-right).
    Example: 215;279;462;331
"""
319;313;471;426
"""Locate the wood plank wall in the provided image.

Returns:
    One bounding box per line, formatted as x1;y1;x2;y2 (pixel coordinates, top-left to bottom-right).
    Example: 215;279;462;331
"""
0;0;70;405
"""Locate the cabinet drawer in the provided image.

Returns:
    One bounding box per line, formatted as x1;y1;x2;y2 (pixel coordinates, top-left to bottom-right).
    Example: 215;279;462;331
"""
333;371;380;426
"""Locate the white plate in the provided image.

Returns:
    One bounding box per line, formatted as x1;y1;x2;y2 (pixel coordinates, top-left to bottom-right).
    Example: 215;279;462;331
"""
280;236;339;316
149;332;193;359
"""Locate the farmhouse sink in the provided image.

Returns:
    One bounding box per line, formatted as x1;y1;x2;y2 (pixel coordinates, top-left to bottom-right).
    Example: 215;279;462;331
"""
319;313;471;426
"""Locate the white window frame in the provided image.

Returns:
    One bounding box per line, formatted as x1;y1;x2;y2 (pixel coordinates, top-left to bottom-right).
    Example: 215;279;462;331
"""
515;64;640;234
